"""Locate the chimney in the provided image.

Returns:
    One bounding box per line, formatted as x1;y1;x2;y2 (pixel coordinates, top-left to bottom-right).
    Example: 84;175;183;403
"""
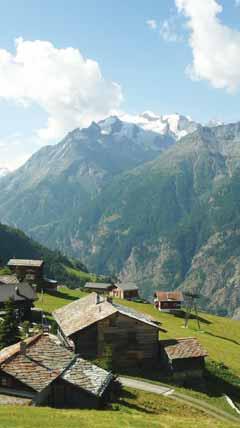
20;341;27;355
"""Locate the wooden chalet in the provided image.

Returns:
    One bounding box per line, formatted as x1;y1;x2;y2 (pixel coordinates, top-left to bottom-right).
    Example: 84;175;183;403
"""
160;337;207;379
53;293;160;369
0;283;37;320
7;259;44;282
7;259;58;291
111;282;139;300
154;291;184;312
84;282;115;294
0;333;114;408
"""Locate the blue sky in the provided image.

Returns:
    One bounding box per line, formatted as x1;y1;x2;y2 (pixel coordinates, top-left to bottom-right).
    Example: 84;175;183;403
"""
0;0;240;169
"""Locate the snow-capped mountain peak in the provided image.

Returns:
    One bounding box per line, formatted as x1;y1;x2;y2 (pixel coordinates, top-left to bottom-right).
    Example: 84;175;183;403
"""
118;111;200;140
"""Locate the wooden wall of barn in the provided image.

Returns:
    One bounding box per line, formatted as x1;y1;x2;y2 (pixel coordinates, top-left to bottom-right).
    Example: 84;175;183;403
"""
40;378;100;408
70;312;159;368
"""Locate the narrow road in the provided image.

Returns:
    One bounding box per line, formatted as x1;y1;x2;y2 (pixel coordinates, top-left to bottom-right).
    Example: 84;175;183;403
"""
119;376;240;425
119;376;174;396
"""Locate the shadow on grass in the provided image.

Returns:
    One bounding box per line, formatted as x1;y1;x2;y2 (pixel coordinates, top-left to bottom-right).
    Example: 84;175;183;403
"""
117;389;156;414
204;331;240;346
171;310;212;325
200;362;240;403
44;290;80;301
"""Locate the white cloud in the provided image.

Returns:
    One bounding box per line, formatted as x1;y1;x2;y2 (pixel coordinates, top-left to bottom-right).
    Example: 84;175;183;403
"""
159;17;183;42
0;38;123;148
176;0;240;92
235;0;240;6
146;19;157;30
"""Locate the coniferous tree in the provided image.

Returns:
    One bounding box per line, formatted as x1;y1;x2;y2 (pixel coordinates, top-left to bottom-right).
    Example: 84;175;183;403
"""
0;298;20;350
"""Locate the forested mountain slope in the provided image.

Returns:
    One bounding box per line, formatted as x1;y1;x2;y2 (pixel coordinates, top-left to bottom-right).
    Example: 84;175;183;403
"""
0;223;88;286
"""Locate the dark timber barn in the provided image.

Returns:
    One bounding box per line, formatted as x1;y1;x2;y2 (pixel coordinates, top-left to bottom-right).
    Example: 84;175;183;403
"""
160;337;208;379
53;293;160;369
7;259;57;291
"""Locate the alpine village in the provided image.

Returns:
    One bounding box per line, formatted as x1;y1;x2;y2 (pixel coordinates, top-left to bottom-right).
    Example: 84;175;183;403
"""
0;248;238;427
1;2;240;427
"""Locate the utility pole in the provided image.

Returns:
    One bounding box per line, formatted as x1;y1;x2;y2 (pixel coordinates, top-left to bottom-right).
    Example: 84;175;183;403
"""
184;292;201;330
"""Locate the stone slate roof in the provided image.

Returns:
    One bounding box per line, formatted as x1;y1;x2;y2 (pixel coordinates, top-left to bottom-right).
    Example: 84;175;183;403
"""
155;291;184;302
62;357;113;397
8;259;44;268
0;283;37;303
161;337;208;360
24;334;74;371
116;282;138;291
0;334;72;392
2;352;60;392
0;334;41;365
84;282;114;290
0;333;113;397
53;292;159;338
0;275;19;285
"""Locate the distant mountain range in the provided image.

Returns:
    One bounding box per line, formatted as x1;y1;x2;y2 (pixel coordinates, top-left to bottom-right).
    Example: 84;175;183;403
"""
1;113;240;318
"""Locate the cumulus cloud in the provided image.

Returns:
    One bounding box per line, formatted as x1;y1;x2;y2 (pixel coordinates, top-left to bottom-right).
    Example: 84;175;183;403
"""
176;0;240;92
0;38;123;145
146;19;157;30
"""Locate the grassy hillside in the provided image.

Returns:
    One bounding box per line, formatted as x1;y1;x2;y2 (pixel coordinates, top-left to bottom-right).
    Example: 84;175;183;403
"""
0;387;235;428
35;288;87;314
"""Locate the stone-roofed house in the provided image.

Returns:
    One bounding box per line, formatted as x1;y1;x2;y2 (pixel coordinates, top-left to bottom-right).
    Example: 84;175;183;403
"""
160;337;208;379
0;333;114;408
7;259;57;291
0;283;37;320
154;291;184;312
84;282;115;294
53;293;160;369
111;282;139;300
